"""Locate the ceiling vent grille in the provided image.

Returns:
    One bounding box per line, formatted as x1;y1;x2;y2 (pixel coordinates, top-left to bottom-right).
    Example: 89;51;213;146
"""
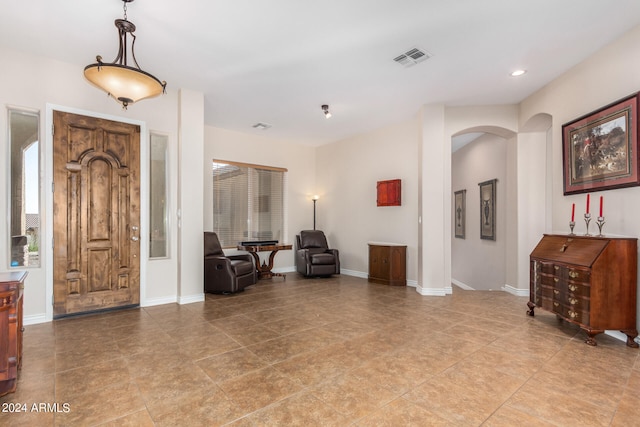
393;47;432;67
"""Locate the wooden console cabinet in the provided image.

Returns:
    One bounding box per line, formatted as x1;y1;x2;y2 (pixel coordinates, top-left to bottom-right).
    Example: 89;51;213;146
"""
528;234;637;347
368;243;406;286
0;271;26;396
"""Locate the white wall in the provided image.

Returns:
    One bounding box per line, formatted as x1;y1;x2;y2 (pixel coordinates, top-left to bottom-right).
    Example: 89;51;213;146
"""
315;117;421;282
443;106;520;293
505;135;519;288
177;90;204;304
451;134;508;290
0;46;181;321
419;105;450;294
4;22;640;328
516;127;550;292
521;25;640;237
520;24;640;329
203;126;316;271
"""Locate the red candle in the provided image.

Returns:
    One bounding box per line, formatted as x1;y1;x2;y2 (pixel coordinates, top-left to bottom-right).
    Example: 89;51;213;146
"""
586;194;590;214
571;203;575;222
599;196;603;217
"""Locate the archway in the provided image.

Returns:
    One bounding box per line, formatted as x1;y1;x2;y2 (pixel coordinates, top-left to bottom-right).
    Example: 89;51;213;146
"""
451;127;516;291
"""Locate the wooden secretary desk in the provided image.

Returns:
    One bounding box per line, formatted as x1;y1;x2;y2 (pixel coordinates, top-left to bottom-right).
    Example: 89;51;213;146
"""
0;271;26;396
528;234;637;347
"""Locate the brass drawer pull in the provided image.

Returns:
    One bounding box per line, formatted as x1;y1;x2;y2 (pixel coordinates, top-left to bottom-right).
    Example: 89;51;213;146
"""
568;284;577;292
554;278;559;283
553;302;559;307
553;289;560;295
568;310;578;319
569;271;579;279
569;298;578;305
554;266;559;270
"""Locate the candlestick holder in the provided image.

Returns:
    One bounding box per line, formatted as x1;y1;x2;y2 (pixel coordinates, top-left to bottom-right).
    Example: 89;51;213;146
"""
584;213;591;236
569;221;575;235
596;216;605;237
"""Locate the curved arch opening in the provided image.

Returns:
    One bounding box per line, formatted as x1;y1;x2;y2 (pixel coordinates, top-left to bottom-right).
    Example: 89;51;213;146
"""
451;127;515;291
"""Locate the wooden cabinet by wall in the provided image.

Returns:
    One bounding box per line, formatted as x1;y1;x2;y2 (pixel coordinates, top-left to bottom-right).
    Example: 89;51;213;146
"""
528;234;637;347
368;243;406;286
0;271;26;397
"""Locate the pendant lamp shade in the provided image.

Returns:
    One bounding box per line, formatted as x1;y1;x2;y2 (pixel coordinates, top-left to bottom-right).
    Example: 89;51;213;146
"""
84;60;166;107
84;2;166;109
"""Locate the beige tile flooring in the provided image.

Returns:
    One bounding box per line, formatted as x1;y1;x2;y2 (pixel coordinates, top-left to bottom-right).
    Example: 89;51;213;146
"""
2;274;640;426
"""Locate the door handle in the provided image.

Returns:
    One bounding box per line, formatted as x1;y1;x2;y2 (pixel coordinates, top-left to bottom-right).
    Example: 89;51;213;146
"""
131;236;139;242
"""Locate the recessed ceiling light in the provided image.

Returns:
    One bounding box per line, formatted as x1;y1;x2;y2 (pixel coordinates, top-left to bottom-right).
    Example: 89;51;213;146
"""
510;69;527;77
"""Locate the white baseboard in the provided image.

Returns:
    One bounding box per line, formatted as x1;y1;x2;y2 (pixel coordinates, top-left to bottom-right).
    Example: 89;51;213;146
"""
341;269;367;279
452;279;474;290
451;280;529;297
272;266;296;274
141;294;205;307
141;295;177;307
605;330;629;345
178;293;205;305
24;313;48;326
416;285;451;296
502;284;529;297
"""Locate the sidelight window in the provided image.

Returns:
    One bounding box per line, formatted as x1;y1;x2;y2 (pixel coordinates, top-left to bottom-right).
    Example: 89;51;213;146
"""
149;132;170;259
8;108;40;268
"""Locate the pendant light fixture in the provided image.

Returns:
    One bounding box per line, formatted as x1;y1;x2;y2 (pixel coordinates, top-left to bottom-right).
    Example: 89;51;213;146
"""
321;104;332;119
84;0;166;109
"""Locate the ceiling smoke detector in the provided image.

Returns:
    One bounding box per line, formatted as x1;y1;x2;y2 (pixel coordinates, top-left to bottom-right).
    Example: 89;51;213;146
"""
393;47;432;68
252;122;272;130
321;104;332;119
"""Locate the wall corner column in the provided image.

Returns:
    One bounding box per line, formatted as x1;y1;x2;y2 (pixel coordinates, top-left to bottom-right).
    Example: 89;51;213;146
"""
177;89;205;303
417;104;451;295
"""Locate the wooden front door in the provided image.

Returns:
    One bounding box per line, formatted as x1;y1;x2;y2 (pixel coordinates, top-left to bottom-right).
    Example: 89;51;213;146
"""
53;111;140;317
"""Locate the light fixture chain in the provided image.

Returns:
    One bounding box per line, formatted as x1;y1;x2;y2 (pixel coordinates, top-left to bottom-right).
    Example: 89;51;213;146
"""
123;2;128;20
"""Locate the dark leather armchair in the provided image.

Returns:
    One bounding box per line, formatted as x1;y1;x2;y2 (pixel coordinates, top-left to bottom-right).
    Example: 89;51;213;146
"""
204;232;257;294
295;230;340;277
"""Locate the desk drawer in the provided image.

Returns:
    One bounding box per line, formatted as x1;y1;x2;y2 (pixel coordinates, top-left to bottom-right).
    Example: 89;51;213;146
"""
566;282;590;298
564;307;590;325
566;295;590;312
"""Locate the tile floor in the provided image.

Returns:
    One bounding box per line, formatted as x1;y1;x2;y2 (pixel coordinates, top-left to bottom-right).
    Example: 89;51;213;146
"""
2;274;640;426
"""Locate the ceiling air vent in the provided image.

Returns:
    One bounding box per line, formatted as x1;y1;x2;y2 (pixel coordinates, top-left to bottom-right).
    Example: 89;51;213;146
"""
393;47;432;68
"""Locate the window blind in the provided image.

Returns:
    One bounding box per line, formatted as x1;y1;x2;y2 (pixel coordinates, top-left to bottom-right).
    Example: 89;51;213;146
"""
212;160;287;248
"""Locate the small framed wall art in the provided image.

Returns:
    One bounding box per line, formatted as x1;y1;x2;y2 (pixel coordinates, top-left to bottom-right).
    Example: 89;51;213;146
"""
377;179;401;206
454;189;466;239
479;179;497;241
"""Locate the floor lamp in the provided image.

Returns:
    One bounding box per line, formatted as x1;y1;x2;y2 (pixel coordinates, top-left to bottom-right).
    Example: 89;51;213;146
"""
312;195;319;230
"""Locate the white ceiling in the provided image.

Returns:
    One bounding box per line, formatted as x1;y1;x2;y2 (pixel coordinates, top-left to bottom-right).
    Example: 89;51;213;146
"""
3;0;640;146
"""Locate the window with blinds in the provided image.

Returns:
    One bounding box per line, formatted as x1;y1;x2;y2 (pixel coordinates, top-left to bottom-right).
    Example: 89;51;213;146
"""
212;160;287;248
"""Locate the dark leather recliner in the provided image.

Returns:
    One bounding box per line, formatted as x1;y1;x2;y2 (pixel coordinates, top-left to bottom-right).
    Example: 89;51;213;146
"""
295;230;340;277
204;232;257;294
